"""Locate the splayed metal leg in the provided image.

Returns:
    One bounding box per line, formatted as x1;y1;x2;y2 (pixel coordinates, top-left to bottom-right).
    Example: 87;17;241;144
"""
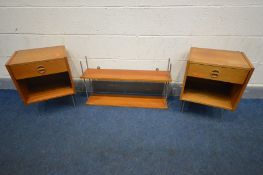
180;101;185;112
71;95;76;107
80;61;88;97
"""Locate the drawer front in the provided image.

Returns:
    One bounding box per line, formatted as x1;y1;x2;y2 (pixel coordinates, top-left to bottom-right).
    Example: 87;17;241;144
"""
188;63;249;84
11;58;68;79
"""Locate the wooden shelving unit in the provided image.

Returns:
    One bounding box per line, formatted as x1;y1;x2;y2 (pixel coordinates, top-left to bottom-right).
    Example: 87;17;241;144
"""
6;46;75;105
80;60;172;109
180;47;254;111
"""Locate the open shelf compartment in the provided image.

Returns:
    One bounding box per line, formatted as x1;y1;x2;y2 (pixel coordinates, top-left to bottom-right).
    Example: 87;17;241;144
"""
17;72;74;104
181;77;242;110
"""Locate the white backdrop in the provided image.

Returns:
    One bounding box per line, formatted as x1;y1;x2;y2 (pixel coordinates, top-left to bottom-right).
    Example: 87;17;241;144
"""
0;0;263;85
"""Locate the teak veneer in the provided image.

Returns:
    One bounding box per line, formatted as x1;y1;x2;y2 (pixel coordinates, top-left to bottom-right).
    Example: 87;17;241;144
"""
81;68;171;83
88;94;168;109
6;46;75;105
180;47;254;111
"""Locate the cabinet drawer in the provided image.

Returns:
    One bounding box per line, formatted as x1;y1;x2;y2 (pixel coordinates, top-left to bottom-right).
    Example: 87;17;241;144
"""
10;58;68;79
188;63;249;84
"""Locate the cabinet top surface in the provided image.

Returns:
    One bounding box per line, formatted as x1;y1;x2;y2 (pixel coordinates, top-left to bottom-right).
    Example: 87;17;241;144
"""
7;45;67;65
189;47;252;69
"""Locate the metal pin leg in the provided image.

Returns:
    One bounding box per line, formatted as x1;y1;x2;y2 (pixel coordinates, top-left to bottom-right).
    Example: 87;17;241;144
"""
167;58;172;72
81;80;84;92
165;59;171;103
165;82;169;99
162;83;167;98
83;79;88;96
71;95;76;107
85;56;88;69
80;61;88;97
180;101;185;112
165;83;167;98
89;79;93;94
164;83;167;98
167;58;170;71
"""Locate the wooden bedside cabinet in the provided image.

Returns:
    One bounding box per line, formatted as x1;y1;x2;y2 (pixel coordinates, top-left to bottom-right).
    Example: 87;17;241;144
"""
180;47;254;111
6;46;76;105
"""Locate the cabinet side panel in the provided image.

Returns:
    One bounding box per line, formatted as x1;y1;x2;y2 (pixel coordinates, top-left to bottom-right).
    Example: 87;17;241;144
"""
64;57;76;93
180;48;192;100
232;68;254;110
5;64;28;104
232;53;254;110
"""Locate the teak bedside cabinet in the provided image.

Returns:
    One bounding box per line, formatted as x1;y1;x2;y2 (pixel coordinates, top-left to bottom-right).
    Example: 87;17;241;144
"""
180;47;254;111
6;46;76;105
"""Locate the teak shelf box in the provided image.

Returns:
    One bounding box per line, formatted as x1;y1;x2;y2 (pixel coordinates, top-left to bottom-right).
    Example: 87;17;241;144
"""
81;68;172;109
6;46;75;104
180;47;254;111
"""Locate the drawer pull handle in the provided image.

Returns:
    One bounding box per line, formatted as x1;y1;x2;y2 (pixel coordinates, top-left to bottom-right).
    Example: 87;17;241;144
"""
210;69;220;78
36;66;46;74
211;73;219;78
211;70;220;74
